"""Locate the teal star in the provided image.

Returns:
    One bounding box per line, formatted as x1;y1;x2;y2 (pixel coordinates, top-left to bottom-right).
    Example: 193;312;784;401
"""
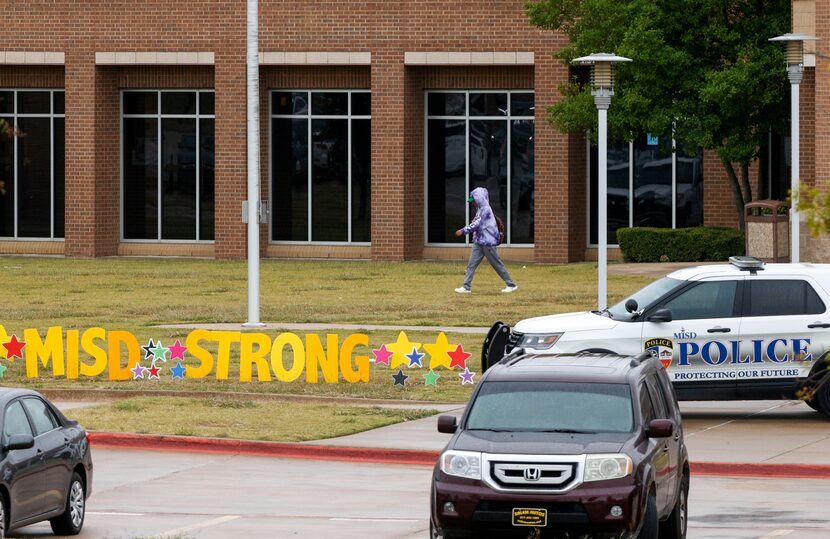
423;369;439;387
151;340;169;362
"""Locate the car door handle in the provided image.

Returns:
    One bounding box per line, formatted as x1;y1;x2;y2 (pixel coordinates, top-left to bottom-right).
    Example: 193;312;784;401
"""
807;322;830;329
707;327;731;333
36;449;44;461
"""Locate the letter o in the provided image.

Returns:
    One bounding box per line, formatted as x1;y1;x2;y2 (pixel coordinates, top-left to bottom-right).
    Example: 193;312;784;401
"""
271;333;305;382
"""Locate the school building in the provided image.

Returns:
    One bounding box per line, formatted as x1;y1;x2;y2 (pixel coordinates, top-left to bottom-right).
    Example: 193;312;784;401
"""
1;1;827;263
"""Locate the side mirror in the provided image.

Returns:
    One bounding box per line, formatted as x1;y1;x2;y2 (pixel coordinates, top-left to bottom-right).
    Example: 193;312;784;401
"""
648;308;672;323
625;299;638;313
646;419;674;438
437;415;458;434
5;434;34;451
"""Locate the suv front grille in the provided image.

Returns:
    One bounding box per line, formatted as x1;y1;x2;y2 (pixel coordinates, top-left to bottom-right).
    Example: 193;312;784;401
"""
481;453;585;494
506;331;523;352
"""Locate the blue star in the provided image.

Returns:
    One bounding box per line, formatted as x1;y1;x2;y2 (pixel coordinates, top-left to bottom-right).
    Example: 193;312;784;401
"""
406;346;424;368
170;362;186;380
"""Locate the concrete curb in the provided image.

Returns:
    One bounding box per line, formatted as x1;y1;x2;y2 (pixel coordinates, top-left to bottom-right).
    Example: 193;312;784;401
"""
89;432;830;478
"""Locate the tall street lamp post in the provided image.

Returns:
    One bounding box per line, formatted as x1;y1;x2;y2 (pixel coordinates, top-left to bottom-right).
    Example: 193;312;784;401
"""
572;53;632;309
245;0;264;327
769;33;819;264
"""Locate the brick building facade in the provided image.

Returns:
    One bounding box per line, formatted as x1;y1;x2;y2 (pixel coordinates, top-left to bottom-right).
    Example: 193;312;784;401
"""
0;1;826;263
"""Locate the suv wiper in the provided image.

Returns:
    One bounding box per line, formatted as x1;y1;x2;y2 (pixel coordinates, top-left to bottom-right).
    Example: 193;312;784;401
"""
467;428;518;432
527;428;597;434
591;308;614;320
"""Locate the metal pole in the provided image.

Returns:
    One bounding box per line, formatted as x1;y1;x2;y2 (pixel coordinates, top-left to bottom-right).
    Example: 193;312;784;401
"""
790;75;801;263
597;105;608;309
244;0;263;326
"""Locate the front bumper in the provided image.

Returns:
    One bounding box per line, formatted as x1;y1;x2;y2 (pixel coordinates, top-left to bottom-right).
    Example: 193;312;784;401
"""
433;474;642;538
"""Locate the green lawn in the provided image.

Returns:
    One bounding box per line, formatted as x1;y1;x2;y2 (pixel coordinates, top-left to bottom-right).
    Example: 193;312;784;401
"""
1;257;655;402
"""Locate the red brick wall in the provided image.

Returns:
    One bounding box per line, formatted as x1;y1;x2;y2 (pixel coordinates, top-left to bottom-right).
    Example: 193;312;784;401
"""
0;66;64;88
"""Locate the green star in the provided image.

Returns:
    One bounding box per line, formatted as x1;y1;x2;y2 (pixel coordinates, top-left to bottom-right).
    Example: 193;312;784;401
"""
0;362;7;379
423;369;439;387
151;341;168;362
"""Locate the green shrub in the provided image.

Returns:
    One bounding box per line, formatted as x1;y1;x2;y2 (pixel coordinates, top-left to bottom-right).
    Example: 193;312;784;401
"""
616;227;745;262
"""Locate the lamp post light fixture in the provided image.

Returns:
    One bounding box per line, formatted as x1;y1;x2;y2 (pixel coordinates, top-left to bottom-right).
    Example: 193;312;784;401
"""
769;33;819;264
572;53;632;310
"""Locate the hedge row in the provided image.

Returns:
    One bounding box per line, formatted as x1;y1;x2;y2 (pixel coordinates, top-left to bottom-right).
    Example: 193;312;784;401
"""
616;227;745;262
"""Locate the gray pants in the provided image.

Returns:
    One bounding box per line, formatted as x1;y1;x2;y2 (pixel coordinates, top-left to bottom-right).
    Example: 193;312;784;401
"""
463;244;515;290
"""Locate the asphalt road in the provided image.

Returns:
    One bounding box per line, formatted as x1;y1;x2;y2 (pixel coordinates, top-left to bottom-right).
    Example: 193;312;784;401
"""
8;448;829;539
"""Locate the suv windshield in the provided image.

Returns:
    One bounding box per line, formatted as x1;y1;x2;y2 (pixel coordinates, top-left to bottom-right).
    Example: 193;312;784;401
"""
607;277;683;321
466;382;634;433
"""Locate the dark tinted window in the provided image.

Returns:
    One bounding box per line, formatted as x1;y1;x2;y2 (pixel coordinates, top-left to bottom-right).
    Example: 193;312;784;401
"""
663;280;738;320
638;384;655;423
351;92;371;116
469;93;507;116
53;91;65;115
511;93;535;116
124;92;157;115
0;91;12;114
747;280;826;317
22;398;58;436
4;401;33;438
646;377;668;419
312;92;348;115
199;92;215;116
161;92;197;115
466;382;633;433
272;92;308;115
18;91;51;114
427;93;465;116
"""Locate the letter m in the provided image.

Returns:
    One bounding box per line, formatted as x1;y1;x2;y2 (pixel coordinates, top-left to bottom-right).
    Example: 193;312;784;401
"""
24;327;65;377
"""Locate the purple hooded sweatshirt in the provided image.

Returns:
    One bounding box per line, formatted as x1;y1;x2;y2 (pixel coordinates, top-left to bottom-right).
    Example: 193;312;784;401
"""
461;187;500;246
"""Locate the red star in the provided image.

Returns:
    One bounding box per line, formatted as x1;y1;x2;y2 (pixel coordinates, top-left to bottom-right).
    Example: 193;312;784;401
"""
147;363;161;379
2;335;26;360
448;345;471;370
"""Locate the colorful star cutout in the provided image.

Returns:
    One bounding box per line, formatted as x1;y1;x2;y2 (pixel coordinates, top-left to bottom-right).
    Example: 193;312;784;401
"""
386;332;422;369
150;341;169;362
170;362;186;379
448;345;472;370
423;369;439;386
423;332;454;370
372;344;393;366
0;363;7;379
459;368;476;385
147;362;161;379
406;347;425;368
392;369;409;386
2;335;26;361
141;339;156;360
168;339;187;361
130;362;147;380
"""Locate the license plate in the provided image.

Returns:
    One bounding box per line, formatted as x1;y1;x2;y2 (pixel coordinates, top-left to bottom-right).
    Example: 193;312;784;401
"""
512;507;547;527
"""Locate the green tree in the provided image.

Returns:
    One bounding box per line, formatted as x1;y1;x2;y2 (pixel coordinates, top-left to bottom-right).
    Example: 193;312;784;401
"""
526;0;791;230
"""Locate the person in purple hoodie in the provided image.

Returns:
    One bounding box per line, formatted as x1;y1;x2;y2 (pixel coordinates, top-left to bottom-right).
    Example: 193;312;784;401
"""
454;187;518;294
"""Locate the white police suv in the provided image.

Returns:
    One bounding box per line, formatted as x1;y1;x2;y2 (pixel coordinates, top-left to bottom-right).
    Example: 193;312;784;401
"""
483;257;830;416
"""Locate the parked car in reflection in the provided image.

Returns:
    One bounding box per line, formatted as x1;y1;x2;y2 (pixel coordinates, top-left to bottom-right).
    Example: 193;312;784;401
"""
0;388;92;537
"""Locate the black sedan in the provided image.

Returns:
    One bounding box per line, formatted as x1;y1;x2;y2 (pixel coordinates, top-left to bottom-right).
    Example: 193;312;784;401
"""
0;388;92;537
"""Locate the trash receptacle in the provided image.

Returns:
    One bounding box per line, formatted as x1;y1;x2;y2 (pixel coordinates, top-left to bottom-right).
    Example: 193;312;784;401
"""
745;200;790;262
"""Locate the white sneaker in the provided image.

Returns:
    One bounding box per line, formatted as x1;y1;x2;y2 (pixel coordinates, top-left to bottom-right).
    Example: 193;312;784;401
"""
455;287;471;294
501;285;518;293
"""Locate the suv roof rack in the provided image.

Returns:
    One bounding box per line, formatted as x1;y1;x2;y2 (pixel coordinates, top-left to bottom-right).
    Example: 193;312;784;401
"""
630;350;653;367
729;256;765;274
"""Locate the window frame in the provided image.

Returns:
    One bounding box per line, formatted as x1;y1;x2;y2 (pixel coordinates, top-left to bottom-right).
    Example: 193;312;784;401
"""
424;90;535;247
120;89;216;243
0;88;66;240
268;89;372;245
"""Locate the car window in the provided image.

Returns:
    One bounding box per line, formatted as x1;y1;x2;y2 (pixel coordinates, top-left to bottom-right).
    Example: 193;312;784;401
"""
639;384;655;423
662;280;738;320
22;398;59;436
746;280;826;317
608;277;683;320
646;377;669;419
4;401;33;439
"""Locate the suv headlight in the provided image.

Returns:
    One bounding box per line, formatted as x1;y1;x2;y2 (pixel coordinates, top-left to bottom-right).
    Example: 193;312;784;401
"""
519;333;562;350
583;454;633;482
440;450;482;480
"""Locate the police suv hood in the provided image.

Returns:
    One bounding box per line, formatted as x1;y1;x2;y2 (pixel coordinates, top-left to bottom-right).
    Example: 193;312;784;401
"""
514;311;618;334
451;430;627;455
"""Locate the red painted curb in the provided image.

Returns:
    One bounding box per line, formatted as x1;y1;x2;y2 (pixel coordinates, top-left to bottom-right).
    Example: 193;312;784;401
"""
89;433;830;479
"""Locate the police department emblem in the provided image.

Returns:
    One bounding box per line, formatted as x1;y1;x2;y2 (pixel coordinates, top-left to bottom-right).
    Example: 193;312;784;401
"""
644;338;674;369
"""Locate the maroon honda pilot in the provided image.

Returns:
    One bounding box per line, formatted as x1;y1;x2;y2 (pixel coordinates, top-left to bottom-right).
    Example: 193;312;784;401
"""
431;352;689;539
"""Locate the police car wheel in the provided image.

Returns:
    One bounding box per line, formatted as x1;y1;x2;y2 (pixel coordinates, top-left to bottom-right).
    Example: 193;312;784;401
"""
813;380;830;417
806;398;821;411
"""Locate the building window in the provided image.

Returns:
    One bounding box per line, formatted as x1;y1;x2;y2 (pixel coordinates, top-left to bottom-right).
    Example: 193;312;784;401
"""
588;133;703;245
0;90;65;239
270;90;371;243
426;91;534;246
122;90;214;241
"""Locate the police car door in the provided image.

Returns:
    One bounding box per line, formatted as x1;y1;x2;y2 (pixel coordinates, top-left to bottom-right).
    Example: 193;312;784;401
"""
640;277;743;400
736;275;830;398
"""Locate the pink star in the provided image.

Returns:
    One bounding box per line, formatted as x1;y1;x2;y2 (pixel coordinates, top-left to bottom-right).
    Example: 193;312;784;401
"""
373;344;393;366
169;339;187;361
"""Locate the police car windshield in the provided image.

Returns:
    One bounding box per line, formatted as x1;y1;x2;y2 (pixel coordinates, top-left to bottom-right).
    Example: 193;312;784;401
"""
466;381;634;433
608;277;684;321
